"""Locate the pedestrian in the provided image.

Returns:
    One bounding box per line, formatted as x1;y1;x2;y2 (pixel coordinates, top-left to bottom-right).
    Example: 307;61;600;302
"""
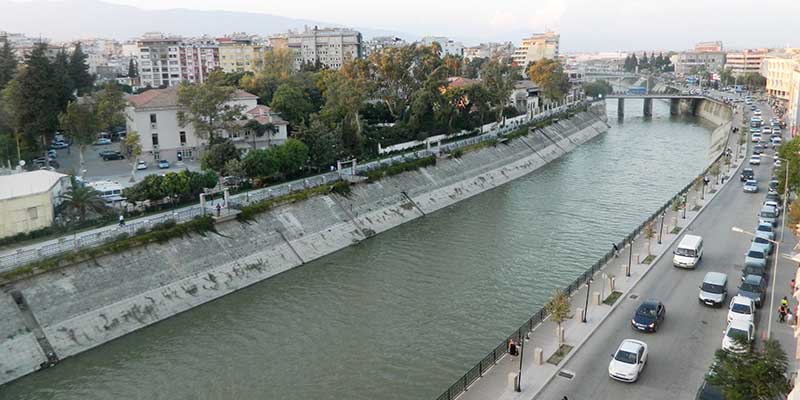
508;339;519;356
118;214;125;227
612;242;619;257
216;203;222;217
782;296;789;308
779;304;787;323
791;278;796;293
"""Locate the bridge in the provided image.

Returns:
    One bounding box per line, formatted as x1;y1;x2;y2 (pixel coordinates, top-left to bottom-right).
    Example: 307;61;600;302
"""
603;92;709;117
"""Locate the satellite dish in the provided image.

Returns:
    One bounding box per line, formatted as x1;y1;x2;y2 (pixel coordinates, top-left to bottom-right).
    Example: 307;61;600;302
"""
18;160;25;167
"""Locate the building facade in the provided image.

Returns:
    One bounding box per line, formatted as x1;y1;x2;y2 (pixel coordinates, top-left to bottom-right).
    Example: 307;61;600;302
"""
217;37;267;73
135;33;219;88
512;31;560;67
673;51;726;75
420;36;464;58
125;87;288;163
287;26;362;70
694;41;723;52
0;171;68;239
363;36;406;57
761;52;800;101
725;49;769;75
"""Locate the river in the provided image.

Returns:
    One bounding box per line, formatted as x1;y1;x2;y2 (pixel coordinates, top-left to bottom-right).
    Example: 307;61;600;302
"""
0;99;714;400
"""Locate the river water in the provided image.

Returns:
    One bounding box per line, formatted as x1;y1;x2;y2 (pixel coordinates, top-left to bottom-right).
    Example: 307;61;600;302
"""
1;100;714;400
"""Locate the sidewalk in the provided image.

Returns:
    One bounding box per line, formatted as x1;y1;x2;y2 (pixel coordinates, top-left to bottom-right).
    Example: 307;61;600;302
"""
457;122;745;400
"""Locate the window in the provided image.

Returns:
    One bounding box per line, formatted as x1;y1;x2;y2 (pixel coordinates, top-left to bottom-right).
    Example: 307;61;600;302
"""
150;114;157;124
180;131;186;145
151;132;159;146
27;207;38;220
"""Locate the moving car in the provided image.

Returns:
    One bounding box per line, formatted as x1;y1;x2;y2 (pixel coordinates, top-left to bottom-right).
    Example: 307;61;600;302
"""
772;137;782;147
95;138;112;145
100;150;124;161
755;222;775;241
158;159;170;169
673;234;703;269
608;339;648;382
762;126;772;134
722;318;755;353
743;180;758;193
631;299;666;332
49;141;69;149
738;275;766;308
752;144;763;155
727;295;755;325
136;160;147;170
699;272;728;307
749;155;761;165
740;168;754;182
751;133;762;143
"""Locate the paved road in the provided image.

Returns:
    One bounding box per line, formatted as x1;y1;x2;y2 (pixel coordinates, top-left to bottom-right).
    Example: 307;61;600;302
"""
536;101;797;399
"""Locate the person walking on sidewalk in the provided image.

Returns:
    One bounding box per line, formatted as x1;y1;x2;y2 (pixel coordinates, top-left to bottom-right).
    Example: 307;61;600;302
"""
508;339;519;356
612;243;619;257
779;304;788;323
118;214;125;227
791;278;796;293
782;296;789;308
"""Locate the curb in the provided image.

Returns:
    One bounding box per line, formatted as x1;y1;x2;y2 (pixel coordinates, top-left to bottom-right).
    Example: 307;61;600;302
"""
526;127;747;400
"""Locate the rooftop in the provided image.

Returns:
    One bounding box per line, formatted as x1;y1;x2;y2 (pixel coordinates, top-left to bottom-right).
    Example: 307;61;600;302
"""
126;87;258;109
0;170;68;201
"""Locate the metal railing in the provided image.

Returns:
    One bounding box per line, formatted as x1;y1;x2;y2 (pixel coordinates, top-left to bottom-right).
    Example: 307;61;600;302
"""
434;145;730;400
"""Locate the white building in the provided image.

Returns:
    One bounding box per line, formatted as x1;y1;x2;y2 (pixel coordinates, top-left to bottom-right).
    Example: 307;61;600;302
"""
125;87;287;163
512;31;559;67
287;26;362;70
0;170;69;239
134;33;219;88
363;36;406;57
420;36;464;58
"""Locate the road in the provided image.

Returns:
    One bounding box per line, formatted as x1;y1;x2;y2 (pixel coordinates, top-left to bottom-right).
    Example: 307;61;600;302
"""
536;100;797;399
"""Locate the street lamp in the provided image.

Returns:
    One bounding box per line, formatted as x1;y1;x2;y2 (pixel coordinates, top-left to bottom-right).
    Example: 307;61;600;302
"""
582;278;592;323
626;242;633;277
682;195;687;219
658;213;665;244
731;226;783;338
515;332;526;392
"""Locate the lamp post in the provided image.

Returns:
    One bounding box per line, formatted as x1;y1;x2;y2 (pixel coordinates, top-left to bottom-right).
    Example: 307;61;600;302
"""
658;213;665;244
515;334;526;392
682;194;687;219
626;241;633;277
582;279;592;323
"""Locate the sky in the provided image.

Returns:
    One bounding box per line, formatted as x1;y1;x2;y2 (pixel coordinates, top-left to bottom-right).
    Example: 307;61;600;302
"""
9;0;800;51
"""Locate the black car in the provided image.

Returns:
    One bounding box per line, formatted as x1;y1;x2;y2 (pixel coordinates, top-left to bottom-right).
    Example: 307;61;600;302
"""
631;299;666;332
100;151;124;161
765;192;781;204
695;379;724;400
740;168;754;182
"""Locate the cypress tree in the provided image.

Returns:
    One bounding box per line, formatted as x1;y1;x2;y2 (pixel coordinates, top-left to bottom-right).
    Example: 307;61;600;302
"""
128;58;138;78
0;40;17;90
53;49;75;111
69;42;94;95
15;42;60;152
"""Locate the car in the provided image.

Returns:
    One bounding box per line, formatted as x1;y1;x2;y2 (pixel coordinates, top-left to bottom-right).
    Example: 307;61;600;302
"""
738;274;766;308
136;160;147;170
772;137;782;148
764;200;781;215
763;127;772;134
751;235;773;255
753;144;764;155
631;299;666;332
722;318;755;353
755;222;775;241
741;262;767;282
49;141;69;150
742;180;758;193
46;149;57;158
744;246;767;270
766;192;781;204
754;110;762;117
157;159;170;169
695;378;724;400
740;168;754;182
768;179;779;193
100;150;124;161
95;138;112;145
608;339;648;382
758;204;778;227
749;155;761;165
774;160;782;170
727;295;756;325
751;134;762;143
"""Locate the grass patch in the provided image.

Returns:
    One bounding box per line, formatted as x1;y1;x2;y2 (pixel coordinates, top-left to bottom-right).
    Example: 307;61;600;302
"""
546;344;574;365
670;227;681;234
453;139;497;157
642;255;656;264
237;181;348;222
603;291;623;305
362;156;436;182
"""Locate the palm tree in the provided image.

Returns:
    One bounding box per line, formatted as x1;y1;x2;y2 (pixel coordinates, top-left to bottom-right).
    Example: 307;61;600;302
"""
59;178;108;221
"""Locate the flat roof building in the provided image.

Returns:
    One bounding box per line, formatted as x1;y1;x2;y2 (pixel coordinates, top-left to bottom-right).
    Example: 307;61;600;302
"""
512;31;560;67
0;170;69;239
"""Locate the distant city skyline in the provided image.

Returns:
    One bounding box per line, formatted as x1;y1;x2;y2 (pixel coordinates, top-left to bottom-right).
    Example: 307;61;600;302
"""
3;0;800;51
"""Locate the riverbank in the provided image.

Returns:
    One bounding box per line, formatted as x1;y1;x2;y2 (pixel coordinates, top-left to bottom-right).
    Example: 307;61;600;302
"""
0;105;610;386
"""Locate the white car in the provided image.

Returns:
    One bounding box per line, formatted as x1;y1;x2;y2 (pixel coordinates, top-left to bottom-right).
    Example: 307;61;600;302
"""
95;138;112;145
749;155;761;165
727;295;755;325
751;134;761;143
765;200;781;215
136;160;147;170
722;319;754;353
772;137;782;147
608;339;648;382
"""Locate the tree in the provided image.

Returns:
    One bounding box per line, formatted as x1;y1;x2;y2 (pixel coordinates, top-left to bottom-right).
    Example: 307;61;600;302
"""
1;78;24;161
127;58;138;78
271;138;308;177
777;136;800;193
0;40;17;91
201;139;239;175
641;53;649;69
177;79;244;141
223;158;244;179
121;131;142;182
52;50;75;111
59;101;98;177
270;82;313;128
707;338;790;400
582;80;613;98
527;58;571;102
240;48;294;104
740;72;766;89
69;42;94;95
242;148;277;180
296;114;343;171
545;289;570;346
58;177;107;222
643;221;655;256
320;61;372;152
94;82;127;132
481;58;515;123
10;43;60;156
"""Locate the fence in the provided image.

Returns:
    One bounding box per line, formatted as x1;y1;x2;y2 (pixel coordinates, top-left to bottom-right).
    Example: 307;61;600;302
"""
434;143;730;400
0;100;591;274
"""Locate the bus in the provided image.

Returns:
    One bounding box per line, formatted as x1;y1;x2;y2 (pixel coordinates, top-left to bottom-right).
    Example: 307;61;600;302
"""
627;86;647;95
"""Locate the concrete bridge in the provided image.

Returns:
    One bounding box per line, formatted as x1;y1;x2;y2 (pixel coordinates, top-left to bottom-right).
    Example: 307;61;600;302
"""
603;93;708;118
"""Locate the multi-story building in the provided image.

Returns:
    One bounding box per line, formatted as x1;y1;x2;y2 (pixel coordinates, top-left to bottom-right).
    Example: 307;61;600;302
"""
761;50;800;101
125;87;288;162
217;36;267;73
135;33;219;88
694;41;723;53
287;26;362;70
725;49;769;75
463;42;515;61
268;34;289;50
420;36;464;58
673;51;726;75
512;31;560;67
363;36;406;57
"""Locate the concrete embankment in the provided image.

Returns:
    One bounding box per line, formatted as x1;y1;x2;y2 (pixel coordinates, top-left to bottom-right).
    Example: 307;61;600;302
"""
686;98;733;165
0;105;610;386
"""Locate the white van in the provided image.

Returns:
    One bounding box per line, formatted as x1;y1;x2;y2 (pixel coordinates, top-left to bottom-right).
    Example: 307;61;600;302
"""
673;234;703;269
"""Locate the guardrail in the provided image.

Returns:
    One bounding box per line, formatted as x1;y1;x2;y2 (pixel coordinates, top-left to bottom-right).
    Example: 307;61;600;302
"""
0;100;592;274
433;110;734;400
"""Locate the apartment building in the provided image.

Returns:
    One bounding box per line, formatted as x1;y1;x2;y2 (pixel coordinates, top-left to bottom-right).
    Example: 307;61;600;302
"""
761;51;800;101
725;49;769;75
512;31;560;67
420;36;464;58
217;36;267;73
287;26;362;70
363;36;406;57
135;33;219;88
694;41;723;52
464;42;515;61
674;51;726;75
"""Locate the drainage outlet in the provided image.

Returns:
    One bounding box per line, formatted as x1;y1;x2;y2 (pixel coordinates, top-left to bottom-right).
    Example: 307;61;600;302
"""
557;370;575;380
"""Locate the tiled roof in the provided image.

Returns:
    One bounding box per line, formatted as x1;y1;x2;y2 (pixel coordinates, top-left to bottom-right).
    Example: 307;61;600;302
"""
127;87;258;109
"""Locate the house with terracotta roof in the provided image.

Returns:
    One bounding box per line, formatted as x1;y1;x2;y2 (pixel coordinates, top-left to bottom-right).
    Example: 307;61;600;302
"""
125;86;285;163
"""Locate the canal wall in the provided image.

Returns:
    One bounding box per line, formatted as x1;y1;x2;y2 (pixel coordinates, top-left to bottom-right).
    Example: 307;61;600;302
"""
677;98;733;166
0;106;610;386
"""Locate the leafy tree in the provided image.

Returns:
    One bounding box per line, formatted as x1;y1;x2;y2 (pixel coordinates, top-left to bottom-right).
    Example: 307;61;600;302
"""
643;221;655;256
296;114;343;171
58;177;107;221
777;136;800;193
52;50;75;111
223;158;244;179
177;79;244;141
480;59;515;123
59;101;98;177
582;80;613;98
707;338;790;400
527;58;571;102
270;82;313;128
201;139;239;175
370;46;417;120
0;40;17;90
121;131;142;182
271;138;308;177
94;82;127;132
321;60;372;152
545;288;570;346
124;170;218;203
641;53;649;69
0;78;24;161
69;42;94;95
240;48;294;104
464;57;488;79
242;147;277;179
740;72;766;89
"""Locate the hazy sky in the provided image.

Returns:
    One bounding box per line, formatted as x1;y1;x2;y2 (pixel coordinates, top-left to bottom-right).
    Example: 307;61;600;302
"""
12;0;800;51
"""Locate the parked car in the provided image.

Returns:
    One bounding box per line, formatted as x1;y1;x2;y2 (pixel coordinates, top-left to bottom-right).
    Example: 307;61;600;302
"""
32;157;59;169
608;339;648;382
755;222;775;241
157;159;170;169
765;192;781;205
738;274;766;308
46;149;57;159
722;318;755;353
764;200;781;215
95;138;112;145
751;235;773;255
49;141;69;150
749;155;761;165
727;295;756;325
630;299;666;332
743;180;758;193
744;246;767;270
136;160;147;170
100;150;124;161
772;137;782;147
741;262;767;282
740;168;754;182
